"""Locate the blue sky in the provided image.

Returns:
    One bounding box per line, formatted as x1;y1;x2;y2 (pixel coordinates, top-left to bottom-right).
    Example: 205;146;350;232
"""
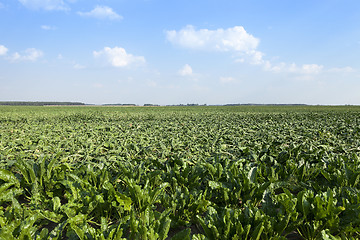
1;0;360;105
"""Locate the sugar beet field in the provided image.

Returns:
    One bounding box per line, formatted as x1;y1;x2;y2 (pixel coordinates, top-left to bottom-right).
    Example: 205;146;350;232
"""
1;105;360;239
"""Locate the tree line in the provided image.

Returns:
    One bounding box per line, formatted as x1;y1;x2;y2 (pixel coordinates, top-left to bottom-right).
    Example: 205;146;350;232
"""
0;102;86;106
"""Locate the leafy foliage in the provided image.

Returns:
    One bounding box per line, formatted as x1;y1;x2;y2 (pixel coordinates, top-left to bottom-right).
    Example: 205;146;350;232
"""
1;105;360;239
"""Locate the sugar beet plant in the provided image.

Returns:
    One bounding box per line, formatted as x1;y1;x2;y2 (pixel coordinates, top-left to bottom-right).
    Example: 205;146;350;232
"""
1;105;360;239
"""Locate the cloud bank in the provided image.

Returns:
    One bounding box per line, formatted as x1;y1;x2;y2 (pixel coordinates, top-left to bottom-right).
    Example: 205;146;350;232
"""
166;25;267;72
167;25;352;76
167;25;259;53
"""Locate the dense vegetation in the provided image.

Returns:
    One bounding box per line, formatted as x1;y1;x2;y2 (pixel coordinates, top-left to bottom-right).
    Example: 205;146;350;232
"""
1;105;360;239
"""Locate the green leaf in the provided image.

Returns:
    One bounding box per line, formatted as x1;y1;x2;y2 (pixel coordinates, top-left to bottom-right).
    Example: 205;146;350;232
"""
248;167;257;183
0;182;16;194
208;181;221;189
39;228;49;239
320;230;340;240
69;223;85;240
158;217;171;240
0;169;19;186
170;228;191;240
192;234;207;240
115;192;132;211
39;210;62;223
197;215;214;239
275;214;291;235
17;213;43;239
251;222;264;240
0;188;23;202
53;197;61;212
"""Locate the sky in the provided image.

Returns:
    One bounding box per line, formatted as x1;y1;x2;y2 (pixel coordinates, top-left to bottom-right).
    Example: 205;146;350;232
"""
0;0;360;105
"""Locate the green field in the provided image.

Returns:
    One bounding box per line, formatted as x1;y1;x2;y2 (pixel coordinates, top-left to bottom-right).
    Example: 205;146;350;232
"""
1;105;360;239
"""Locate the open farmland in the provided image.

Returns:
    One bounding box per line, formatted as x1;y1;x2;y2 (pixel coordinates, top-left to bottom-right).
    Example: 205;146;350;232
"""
1;105;360;239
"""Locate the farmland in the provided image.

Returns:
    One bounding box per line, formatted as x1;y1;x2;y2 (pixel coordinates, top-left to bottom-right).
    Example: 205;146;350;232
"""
1;105;360;239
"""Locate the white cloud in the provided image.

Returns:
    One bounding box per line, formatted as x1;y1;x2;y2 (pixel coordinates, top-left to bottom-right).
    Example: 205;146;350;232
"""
301;64;323;74
178;64;193;76
249;50;265;65
166;25;259;53
328;66;355;73
78;6;122;20
41;25;56;30
220;77;235;83
263;61;283;73
18;0;69;11
73;63;86;69
167;25;270;72
0;2;4;9
93;47;145;67
264;61;323;75
10;48;43;62
167;25;352;78
0;45;8;56
235;58;245;63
